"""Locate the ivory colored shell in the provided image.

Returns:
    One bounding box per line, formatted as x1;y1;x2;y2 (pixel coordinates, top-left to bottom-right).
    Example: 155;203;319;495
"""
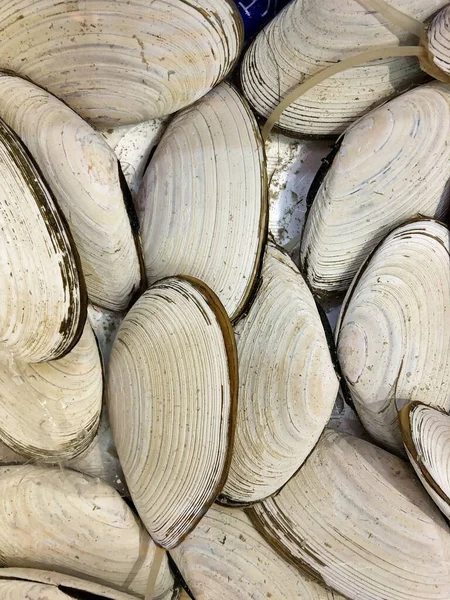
336;219;450;453
241;0;447;137
0;118;85;363
221;243;338;505
0;0;242;126
0;581;75;600
107;277;238;548
399;402;450;520
0;73;142;311
136;82;267;321
171;503;344;600
250;429;450;600
0;322;102;461
0;465;173;598
301;82;450;295
429;5;450;76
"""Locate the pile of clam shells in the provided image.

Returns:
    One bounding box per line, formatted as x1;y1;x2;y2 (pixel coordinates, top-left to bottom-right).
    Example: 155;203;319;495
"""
3;0;450;599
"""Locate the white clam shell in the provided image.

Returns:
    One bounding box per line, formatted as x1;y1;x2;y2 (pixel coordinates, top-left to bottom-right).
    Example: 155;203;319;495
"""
336;218;450;453
241;0;447;137
429;5;450;76
0;73;143;311
171;503;344;600
0;580;74;599
221;243;338;505
0;465;173;598
0;0;242;126
301;82;450;295
107;277;237;549
250;429;450;600
136;81;267;321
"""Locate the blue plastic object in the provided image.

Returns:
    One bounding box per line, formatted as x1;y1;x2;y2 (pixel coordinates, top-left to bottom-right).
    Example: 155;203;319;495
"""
234;0;291;41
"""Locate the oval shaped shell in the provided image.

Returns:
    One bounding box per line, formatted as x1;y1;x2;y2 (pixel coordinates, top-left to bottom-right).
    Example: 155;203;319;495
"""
107;277;238;548
0;580;75;600
0;465;173;598
221;243;338;505
429;5;450;76
0;118;85;363
0;0;242;126
301;82;450;295
399;402;450;520
0;322;102;461
241;0;447;137
136;82;267;321
171;503;344;600
250;429;450;600
336;219;450;453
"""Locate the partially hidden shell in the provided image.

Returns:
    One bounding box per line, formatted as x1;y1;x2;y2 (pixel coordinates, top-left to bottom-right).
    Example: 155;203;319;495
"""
336;218;450;453
136;82;267;321
0;580;75;599
429;5;450;76
399;402;450;520
0;73;143;311
0;322;102;462
171;503;344;600
0;465;173;598
0;0;243;126
107;277;238;549
250;428;450;600
0;118;85;363
241;0;447;137
220;243;338;505
301;82;450;296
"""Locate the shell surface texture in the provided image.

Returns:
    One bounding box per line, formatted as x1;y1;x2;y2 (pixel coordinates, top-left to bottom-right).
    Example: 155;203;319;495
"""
107;276;238;549
336;218;450;453
0;0;243;126
221;242;338;505
250;428;450;600
136;81;267;321
429;4;450;76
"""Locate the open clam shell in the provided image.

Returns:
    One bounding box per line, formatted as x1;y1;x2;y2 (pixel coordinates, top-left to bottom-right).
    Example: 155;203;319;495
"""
336;218;450;453
171;503;344;599
0;73;143;311
136;81;267;321
0;117;85;363
241;0;447;138
0;0;242;127
300;82;450;296
220;243;338;505
399;402;450;520
107;277;238;549
0;322;102;462
250;428;450;600
429;5;450;76
0;465;173;598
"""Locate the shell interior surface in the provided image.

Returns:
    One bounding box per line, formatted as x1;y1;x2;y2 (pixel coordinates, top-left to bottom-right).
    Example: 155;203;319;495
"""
107;277;238;549
221;243;338;505
0;117;85;363
301;82;450;296
0;72;143;311
0;465;173;598
171;503;343;600
0;0;243;126
0;322;102;462
136;81;267;321
241;0;448;137
250;429;450;600
429;5;450;76
336;218;450;453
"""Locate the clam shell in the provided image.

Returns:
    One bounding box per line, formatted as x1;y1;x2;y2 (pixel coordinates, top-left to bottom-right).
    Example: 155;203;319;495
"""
250;429;450;600
0;118;85;363
301;82;450;296
0;322;102;461
241;0;447;138
171;503;344;599
0;73;143;311
0;465;173;598
136;82;267;321
429;5;450;76
0;580;74;599
107;277;238;548
399;402;450;520
0;0;242;126
336;218;450;453
221;243;338;505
